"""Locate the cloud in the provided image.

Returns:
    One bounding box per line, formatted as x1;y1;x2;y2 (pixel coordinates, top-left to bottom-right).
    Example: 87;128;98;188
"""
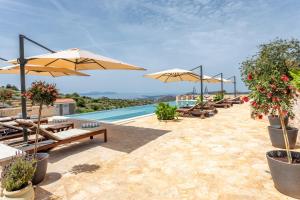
1;0;300;94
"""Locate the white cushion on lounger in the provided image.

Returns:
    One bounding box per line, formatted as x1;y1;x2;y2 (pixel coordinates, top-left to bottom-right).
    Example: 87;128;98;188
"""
40;124;54;129
55;128;90;140
0;117;12;122
2;121;18;126
48;116;68;122
0;143;22;163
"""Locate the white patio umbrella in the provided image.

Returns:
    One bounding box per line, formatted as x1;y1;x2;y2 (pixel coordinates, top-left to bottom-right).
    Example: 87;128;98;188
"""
144;68;216;83
0;64;90;77
8;48;146;71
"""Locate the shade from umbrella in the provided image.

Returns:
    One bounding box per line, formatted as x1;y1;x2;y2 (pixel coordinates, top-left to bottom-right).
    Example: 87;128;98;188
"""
144;68;215;83
0;65;89;77
8;48;145;71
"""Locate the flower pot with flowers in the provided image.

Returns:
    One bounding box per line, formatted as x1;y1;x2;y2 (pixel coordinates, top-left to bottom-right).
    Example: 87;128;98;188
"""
23;81;58;185
241;39;300;198
1;155;36;200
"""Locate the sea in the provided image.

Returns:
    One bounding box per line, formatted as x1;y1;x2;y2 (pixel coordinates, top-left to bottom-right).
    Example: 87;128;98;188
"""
80;92;178;99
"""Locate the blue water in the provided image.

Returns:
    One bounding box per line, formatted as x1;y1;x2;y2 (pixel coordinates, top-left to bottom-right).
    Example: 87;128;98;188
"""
67;102;177;122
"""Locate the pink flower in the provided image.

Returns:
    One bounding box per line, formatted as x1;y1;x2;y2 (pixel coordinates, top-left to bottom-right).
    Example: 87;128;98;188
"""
267;93;272;98
281;74;289;82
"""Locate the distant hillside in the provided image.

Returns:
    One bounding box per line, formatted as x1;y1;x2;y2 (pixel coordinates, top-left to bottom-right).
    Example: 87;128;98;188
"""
80;91;117;96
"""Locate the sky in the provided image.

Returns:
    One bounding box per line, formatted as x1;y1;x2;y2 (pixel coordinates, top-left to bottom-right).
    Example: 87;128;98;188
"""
1;0;300;95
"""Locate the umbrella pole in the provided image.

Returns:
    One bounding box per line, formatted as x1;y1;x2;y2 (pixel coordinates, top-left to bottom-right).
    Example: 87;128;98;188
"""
17;34;56;142
233;75;237;97
221;73;224;98
200;65;203;103
19;34;28;142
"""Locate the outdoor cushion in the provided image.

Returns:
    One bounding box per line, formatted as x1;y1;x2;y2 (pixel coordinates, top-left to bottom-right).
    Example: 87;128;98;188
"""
0;143;22;163
40;124;54;129
55;129;91;140
2;121;18;126
0;117;12;122
16;119;35;127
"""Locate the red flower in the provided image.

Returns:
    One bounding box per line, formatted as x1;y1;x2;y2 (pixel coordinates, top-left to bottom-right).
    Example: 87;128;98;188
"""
247;74;253;81
251;101;257;107
272;97;279;102
242;96;249;102
273;105;279;110
258;115;263;119
267;93;272;98
281;74;289;82
282;110;288;116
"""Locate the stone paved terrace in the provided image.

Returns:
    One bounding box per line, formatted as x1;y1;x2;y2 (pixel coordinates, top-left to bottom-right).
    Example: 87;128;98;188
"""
31;103;299;199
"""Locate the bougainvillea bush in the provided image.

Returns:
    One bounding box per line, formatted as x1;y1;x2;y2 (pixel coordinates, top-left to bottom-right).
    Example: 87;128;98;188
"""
240;39;300;119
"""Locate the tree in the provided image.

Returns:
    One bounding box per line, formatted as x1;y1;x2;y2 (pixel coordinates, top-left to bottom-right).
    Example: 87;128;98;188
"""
5;84;19;91
0;88;13;106
24;81;58;156
240;38;300;163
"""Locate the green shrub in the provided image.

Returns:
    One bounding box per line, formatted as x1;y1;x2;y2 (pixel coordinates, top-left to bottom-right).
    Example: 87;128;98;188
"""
155;103;178;120
213;93;224;102
290;69;300;90
90;103;100;111
1;156;35;192
76;107;94;113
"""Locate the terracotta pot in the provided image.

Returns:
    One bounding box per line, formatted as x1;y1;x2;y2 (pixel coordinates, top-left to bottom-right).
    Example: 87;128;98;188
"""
268;126;298;149
267;150;300;199
32;153;49;185
268;115;288;128
3;182;34;200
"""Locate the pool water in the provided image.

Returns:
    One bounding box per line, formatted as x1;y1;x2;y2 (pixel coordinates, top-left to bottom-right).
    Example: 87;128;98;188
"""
67;101;177;123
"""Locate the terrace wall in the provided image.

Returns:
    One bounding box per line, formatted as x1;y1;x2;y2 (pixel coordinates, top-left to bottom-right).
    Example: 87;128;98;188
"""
0;106;56;117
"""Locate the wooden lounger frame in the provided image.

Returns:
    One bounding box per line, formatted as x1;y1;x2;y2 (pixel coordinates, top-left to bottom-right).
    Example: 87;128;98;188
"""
12;120;107;154
20;128;107;153
0;122;24;141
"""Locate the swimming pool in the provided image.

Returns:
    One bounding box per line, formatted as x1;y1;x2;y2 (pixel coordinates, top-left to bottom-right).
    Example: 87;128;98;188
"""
67;101;177;123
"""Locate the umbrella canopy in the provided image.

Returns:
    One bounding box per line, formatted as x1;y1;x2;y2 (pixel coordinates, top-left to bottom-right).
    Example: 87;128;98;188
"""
144;68;215;83
213;77;232;83
0;64;89;77
8;48;145;71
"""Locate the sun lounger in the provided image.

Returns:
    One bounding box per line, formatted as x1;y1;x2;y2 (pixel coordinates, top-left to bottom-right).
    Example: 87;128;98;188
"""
0;122;24;141
224;96;243;104
208;99;232;108
14;120;107;153
176;102;217;117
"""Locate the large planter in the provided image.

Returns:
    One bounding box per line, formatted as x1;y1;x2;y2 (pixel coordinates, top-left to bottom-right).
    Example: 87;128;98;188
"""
3;182;34;200
268;126;298;149
267;150;300;199
268;115;289;128
32;153;49;185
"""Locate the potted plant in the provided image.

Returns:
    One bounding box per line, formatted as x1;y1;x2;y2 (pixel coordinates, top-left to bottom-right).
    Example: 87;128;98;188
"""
23;81;58;185
155;102;178;121
241;39;300;198
1;155;36;200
